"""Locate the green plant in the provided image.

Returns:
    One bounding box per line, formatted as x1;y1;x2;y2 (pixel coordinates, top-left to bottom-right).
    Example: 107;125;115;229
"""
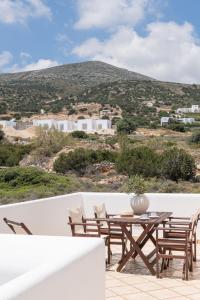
0;143;31;166
71;130;88;139
32;127;72;157
168;123;186;132
116;118;137;134
0;129;4;142
54;148;116;175
124;175;149;195
189;131;200;144
161;147;196;182
116;146;160;178
0;167;83;204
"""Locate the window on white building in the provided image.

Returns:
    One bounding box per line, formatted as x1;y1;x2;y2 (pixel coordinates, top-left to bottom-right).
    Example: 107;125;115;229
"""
60;124;64;131
82;123;87;130
97;124;102;130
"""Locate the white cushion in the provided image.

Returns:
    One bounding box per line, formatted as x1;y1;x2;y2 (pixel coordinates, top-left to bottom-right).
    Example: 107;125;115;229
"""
94;203;107;228
68;207;84;234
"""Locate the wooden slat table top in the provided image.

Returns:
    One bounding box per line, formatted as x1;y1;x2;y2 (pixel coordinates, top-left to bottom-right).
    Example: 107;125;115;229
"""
92;212;172;225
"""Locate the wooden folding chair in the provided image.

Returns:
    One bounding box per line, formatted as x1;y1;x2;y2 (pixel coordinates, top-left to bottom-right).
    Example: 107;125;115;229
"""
68;207;111;264
3;217;32;235
156;215;197;280
94;203;131;261
165;210;199;261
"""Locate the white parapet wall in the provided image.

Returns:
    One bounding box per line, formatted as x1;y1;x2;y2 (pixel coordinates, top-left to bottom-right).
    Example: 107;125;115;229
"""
0;192;200;237
0;193;83;236
0;235;105;300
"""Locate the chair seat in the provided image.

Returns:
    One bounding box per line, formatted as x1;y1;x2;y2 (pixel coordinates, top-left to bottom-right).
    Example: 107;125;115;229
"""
100;228;128;238
158;240;191;251
164;231;187;238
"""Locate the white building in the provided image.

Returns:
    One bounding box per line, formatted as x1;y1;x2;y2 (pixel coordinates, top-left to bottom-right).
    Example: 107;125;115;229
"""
32;119;112;133
0;119;16;128
160;117;170;126
161;116;195;126
176;105;200;114
177;118;195;124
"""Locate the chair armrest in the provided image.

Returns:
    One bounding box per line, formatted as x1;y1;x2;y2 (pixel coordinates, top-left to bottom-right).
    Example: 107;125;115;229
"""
107;214;118;217
68;222;102;227
168;217;190;220
166;221;190;226
85;218;108;222
156;227;192;232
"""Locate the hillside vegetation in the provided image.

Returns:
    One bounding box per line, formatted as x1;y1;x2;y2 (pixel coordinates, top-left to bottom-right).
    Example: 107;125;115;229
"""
1;127;200;204
1;61;200;117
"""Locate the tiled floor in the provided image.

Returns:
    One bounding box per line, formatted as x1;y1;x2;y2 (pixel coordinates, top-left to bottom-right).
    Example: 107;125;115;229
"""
106;244;200;300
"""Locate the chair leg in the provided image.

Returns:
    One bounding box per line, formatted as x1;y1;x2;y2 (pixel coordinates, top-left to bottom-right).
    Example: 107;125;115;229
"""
106;237;111;265
156;247;160;278
185;250;189;281
190;245;193;272
193;234;197;262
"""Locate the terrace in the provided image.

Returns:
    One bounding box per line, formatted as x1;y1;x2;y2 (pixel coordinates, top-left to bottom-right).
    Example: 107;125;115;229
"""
0;192;199;300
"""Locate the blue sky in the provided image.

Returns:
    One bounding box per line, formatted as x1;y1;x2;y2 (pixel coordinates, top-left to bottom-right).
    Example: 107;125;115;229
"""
1;0;200;84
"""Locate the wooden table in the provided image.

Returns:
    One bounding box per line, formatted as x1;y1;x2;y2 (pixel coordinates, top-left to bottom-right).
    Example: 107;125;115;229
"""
106;212;172;275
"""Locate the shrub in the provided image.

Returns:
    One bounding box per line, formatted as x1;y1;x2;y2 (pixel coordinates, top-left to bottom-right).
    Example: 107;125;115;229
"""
101;115;109;120
168;123;186;132
189;131;200;144
54;148;116;175
117;118;137;134
54;149;90;175
161;147;196;182
116;146;160;178
0;143;31;166
0;130;4;142
32;127;72;157
71;130;88;139
112;117;121;125
0;167;83;203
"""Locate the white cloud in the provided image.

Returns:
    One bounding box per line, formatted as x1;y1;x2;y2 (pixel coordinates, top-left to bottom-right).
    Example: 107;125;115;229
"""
73;22;200;84
75;0;155;29
0;0;52;24
10;59;59;72
0;51;13;72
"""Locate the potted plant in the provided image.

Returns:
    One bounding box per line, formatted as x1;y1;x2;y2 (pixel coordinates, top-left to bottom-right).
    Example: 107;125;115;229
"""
125;175;150;215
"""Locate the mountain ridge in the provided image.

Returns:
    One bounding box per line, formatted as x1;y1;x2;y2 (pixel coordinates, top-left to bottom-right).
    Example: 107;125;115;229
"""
0;61;200;119
0;61;154;84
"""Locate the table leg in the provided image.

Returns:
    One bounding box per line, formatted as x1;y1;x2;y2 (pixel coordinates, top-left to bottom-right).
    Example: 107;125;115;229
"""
132;224;158;260
117;224;156;275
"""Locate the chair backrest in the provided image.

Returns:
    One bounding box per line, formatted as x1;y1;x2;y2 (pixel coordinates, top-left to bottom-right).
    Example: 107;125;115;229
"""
68;207;85;235
189;214;198;240
3;218;32;235
195;208;200;222
94;203;107;227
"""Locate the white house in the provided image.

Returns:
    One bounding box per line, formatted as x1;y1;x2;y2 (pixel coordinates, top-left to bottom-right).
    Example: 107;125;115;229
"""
160;117;170;126
176;105;200;114
0;119;16;128
32;119;112;133
177;118;195;124
161;117;195;126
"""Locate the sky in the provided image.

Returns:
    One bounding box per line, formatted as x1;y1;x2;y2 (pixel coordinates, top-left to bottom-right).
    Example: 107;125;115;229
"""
1;0;200;84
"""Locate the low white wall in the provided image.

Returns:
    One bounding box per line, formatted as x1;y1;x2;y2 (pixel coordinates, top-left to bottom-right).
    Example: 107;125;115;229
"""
0;192;200;237
0;193;83;236
0;235;105;300
81;192;200;217
82;192;200;237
